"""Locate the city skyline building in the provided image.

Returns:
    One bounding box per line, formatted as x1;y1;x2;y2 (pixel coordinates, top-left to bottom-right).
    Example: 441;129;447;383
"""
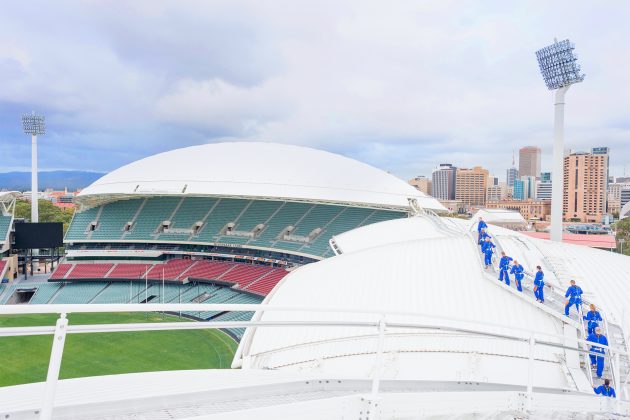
607;183;627;214
537;180;552;201
432;164;457;200
513;175;536;201
455;166;489;206
513;179;525;200
621;187;630;210
486;199;551;221
506;150;519;189
408;175;432;196
506;167;519;188
563;149;608;222
540;172;551;182
519;146;541;178
522;175;537;200
486;181;507;202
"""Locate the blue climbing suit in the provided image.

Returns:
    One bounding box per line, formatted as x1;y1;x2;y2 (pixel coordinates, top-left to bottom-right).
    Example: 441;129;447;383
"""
584;310;603;335
533;271;545;302
478;231;490;249
477;220;487;243
594;384;616;398
564;285;583;316
483;241;495;266
587;332;609;378
499;255;513;284
510;264;524;292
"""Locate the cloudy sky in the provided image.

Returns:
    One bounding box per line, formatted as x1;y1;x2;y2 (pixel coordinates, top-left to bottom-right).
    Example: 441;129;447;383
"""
1;1;629;181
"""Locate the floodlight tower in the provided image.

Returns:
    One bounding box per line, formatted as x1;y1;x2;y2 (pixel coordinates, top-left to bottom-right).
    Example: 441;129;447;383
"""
22;112;46;223
535;39;585;242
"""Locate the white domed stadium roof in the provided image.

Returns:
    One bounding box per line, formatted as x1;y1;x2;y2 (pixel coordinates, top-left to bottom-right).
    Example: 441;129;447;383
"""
78;142;445;211
236;215;630;393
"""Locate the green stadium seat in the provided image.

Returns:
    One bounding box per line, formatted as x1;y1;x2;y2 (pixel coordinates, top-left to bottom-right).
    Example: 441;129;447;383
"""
65;197;407;258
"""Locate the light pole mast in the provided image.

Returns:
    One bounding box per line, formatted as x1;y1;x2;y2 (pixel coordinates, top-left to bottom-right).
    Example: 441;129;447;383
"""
22;112;46;223
535;39;585;242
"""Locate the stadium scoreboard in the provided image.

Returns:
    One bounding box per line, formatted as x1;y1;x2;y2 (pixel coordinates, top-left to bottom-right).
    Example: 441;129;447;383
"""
14;222;64;249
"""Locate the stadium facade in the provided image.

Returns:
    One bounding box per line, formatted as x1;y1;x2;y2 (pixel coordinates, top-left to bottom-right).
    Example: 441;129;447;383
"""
1;142;444;338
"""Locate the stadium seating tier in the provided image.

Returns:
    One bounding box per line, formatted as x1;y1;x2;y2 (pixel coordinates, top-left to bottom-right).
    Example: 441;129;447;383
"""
66;197;407;258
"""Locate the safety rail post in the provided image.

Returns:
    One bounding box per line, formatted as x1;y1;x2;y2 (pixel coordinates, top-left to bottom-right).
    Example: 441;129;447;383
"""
40;313;68;420
615;352;621;396
527;335;535;411
602;313;617;389
370;316;386;400
622;313;630;400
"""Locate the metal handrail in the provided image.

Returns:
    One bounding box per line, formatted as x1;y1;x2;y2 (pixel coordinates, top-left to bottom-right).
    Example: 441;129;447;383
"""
479;231;611;389
2;303;628;420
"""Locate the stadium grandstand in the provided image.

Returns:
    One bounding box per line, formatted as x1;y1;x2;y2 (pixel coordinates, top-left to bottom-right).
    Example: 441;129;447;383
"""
6;143;630;418
0;142;444;339
0;191;17;256
4;208;630;418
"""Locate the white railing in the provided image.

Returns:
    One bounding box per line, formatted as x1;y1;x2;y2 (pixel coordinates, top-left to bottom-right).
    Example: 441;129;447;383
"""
1;303;628;420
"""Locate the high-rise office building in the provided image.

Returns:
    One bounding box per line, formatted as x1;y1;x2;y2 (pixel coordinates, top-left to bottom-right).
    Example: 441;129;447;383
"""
519;146;541;178
506;168;519;188
513;176;536;201
537;180;552;201
606;183;630;214
563;149;609;222
513;179;525;201
486;181;507;202
522;176;537;199
455;166;489;206
432;164;457;200
540;172;551;182
408;176;432;196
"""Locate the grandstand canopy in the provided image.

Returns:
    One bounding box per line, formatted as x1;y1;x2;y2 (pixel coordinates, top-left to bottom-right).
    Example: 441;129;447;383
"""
77;142;445;211
331;215;457;255
0;191;19;203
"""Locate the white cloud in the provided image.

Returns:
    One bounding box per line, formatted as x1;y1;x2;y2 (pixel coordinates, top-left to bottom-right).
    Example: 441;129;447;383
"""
0;0;629;179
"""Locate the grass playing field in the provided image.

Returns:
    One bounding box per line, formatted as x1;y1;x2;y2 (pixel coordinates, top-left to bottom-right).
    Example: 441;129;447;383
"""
0;312;237;387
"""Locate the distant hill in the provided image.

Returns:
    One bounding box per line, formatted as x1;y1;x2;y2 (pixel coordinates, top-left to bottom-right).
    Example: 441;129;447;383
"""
0;171;104;191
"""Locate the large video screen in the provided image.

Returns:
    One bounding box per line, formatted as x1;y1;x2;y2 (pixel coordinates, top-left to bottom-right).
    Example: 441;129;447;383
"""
14;222;64;249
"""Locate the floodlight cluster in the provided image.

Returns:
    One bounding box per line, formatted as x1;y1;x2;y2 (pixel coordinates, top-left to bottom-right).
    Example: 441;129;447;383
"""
22;113;46;135
536;39;585;90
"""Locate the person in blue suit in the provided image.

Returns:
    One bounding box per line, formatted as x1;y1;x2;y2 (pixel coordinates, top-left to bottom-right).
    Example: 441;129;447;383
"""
478;228;490;250
498;252;512;285
533;266;545;303
564;280;583;316
477;217;487;242
482;238;495;269
594;379;616;398
588;327;609;378
584;304;603;335
510;260;524;292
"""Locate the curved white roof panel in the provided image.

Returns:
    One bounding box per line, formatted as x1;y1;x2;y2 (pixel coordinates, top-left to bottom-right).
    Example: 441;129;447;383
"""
331;215;463;255
238;224;577;389
78;142;445;211
472;209;526;226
